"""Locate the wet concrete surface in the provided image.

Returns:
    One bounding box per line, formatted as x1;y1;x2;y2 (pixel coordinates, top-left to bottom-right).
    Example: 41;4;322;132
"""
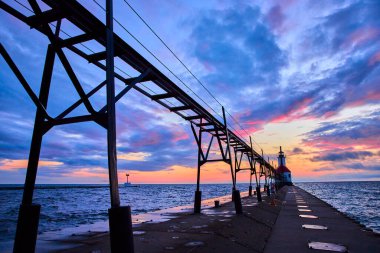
51;186;380;253
53;189;286;253
264;186;380;253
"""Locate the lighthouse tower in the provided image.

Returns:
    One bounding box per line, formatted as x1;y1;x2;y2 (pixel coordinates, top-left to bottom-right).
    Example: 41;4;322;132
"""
276;146;293;186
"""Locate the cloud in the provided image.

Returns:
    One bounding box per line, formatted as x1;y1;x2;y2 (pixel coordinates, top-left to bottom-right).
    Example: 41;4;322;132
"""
62;167;107;180
292;147;303;154
187;4;287;104
312;167;335;172
241;0;380;126
119;152;152;161
303;111;380;149
265;5;285;33
311;151;374;162
346;163;380;171
0;159;63;171
312;163;380;172
1;0;380;184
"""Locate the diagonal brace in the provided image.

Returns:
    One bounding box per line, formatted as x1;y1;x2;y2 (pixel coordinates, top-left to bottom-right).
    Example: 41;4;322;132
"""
99;69;151;113
0;43;52;121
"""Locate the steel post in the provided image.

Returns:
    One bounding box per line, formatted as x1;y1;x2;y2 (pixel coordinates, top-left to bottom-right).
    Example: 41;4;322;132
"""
14;44;56;253
250;137;262;202
232;190;242;214
222;107;235;190
194;190;202;214
194;121;202;213
267;157;271;196
105;1;134;252
256;186;262;202
249;167;253;196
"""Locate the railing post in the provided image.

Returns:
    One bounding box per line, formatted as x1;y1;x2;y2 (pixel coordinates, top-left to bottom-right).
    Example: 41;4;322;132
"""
105;1;134;252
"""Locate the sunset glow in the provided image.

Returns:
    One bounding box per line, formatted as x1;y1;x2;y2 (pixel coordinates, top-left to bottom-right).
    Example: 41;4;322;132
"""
0;0;379;184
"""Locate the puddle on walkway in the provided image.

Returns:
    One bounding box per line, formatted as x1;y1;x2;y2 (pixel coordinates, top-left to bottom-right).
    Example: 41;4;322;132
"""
191;225;208;229
308;242;347;252
302;224;328;230
184;241;205;247
218;219;231;222
133;231;146;236
299;214;318;219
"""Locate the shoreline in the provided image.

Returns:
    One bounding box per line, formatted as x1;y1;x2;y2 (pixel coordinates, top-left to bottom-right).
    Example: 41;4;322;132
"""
1;191;249;253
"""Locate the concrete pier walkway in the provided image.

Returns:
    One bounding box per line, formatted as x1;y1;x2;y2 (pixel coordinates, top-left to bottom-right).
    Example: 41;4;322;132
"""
264;186;380;253
50;186;379;253
54;190;286;253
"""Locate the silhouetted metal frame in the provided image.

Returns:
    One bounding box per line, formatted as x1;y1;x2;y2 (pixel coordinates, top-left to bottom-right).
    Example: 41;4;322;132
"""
0;0;276;171
0;0;278;251
190;107;237;213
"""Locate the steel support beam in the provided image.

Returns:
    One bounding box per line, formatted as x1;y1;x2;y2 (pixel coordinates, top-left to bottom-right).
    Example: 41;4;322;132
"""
104;1;133;252
194;119;203;214
0;44;52;120
222;107;242;214
250;137;262;202
222;107;235;190
14;43;56;253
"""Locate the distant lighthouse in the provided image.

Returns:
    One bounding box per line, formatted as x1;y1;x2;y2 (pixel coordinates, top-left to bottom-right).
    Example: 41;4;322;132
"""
276;146;293;186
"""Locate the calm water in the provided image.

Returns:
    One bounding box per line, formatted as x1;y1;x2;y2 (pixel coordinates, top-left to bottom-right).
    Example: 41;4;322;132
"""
296;181;380;233
0;182;379;248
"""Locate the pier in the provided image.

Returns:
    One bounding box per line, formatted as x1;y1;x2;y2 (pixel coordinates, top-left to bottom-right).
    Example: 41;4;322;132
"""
38;186;380;252
1;1;378;253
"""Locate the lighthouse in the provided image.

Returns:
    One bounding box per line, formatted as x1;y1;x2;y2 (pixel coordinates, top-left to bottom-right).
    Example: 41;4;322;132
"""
276;146;293;186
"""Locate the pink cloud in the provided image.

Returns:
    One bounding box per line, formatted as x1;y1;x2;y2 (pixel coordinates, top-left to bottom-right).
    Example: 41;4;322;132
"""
347;90;380;107
61;167;108;179
368;51;380;66
266;5;285;32
304;134;380;151
271;97;312;123
303;140;352;150
172;129;190;142
133;131;162;147
202;61;215;72
0;159;63;171
345;27;380;48
265;1;297;34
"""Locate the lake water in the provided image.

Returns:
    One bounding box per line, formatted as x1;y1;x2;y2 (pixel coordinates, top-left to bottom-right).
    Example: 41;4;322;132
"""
0;181;379;251
0;183;247;245
296;181;380;233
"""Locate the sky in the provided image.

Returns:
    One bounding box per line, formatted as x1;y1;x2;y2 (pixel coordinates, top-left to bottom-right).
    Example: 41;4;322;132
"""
0;0;379;184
